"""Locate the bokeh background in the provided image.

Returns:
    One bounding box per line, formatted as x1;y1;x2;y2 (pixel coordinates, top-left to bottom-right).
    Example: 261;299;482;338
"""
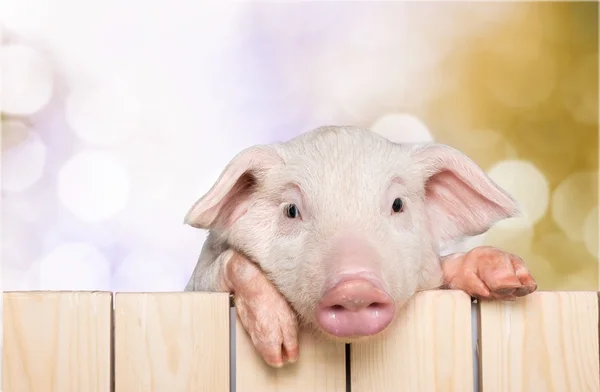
1;1;598;292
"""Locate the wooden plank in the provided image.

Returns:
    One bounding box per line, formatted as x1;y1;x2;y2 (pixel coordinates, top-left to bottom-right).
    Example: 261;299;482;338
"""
2;291;112;392
235;315;346;392
351;290;474;392
114;292;230;392
479;291;600;392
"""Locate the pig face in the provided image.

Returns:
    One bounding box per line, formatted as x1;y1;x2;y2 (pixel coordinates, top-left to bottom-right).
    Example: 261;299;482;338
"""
185;126;520;342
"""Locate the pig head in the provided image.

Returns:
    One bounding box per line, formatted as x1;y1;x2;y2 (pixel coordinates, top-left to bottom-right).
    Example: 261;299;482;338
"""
184;125;519;341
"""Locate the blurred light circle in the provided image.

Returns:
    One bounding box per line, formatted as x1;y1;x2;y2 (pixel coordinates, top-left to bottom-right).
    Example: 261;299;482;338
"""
451;129;517;170
38;242;111;290
43;218;118;252
370;113;434;143
560;54;598;125
114;161;224;249
485;18;544;65
533;232;595;275
254;2;347;43
0;0;51;36
515;253;558;291
463;3;521;33
341;9;410;51
479;4;548;70
583;206;598;259
2;119;30;150
316;41;441;120
517;124;579;185
57;151;131;222
65;84;142;146
3;263;40;291
481;216;535;255
2;188;53;224
483;18;557;110
487;160;550;225
1;44;54;115
486;56;557;109
321;55;397;120
1;131;47;192
553;266;597;291
2;219;41;268
551;171;597;242
113;250;187;292
492;216;534;232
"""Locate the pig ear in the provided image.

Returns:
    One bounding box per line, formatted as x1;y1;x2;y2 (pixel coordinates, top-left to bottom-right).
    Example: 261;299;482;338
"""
410;143;521;248
184;145;283;229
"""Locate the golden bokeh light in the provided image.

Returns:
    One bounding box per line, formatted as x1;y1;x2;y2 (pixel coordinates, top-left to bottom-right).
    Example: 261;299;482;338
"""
584;206;598;259
370;113;433;143
551;171;598;242
487;160;550;225
560;53;598;126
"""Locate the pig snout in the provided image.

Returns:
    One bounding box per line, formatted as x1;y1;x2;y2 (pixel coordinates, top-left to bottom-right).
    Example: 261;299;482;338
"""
315;276;395;338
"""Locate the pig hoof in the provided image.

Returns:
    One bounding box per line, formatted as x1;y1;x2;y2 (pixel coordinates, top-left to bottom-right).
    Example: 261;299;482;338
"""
444;246;537;301
234;291;300;367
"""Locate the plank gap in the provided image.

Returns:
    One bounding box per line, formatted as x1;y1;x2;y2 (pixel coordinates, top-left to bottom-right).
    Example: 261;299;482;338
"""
230;305;236;392
345;344;351;392
110;293;115;392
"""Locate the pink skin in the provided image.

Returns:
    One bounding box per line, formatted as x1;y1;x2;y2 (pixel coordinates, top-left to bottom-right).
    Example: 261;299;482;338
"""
441;246;537;300
314;238;396;338
223;244;537;366
219;249;299;367
316;277;395;337
183;126;539;367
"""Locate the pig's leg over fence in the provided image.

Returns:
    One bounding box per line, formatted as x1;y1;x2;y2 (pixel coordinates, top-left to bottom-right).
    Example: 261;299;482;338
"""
190;248;300;368
440;246;538;300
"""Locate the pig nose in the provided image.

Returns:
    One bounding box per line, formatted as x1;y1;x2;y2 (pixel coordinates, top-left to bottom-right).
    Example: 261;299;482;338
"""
315;278;395;338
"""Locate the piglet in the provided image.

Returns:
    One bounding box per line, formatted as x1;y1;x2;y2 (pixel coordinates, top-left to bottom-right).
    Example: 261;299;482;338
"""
183;125;537;367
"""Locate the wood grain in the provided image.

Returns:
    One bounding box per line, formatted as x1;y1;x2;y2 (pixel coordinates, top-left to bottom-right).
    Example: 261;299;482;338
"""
235;316;346;392
351;290;474;392
114;292;230;392
2;291;112;392
479;291;600;392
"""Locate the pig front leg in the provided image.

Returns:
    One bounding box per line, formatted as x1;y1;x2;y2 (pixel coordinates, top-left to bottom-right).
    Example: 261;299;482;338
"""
216;249;300;367
441;246;538;300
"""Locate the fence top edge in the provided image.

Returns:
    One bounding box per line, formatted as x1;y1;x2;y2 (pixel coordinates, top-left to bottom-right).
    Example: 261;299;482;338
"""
2;291;231;297
113;291;230;297
3;290;113;295
3;289;599;295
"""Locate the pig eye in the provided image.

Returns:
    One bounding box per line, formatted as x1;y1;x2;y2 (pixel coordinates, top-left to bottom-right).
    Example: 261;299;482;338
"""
392;198;404;213
285;204;301;219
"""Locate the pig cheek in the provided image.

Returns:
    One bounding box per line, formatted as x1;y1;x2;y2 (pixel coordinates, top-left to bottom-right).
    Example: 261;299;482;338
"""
380;225;426;301
229;211;317;318
227;204;280;268
265;238;323;322
405;210;445;290
231;205;323;323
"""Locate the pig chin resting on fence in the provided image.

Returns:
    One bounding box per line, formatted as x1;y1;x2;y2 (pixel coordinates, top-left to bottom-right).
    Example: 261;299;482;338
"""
183;125;538;368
